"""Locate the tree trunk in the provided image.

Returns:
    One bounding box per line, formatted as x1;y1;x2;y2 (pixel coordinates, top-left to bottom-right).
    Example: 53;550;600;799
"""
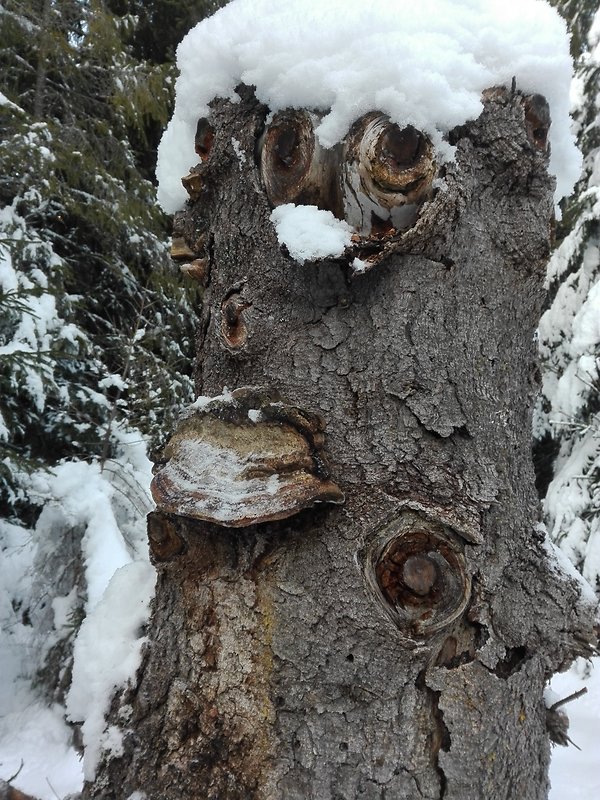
84;86;596;800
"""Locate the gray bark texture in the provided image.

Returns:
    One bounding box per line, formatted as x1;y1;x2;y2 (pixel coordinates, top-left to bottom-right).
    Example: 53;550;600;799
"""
85;86;596;800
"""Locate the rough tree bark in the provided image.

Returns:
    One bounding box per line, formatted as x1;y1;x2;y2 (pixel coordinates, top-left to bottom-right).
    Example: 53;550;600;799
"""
85;86;596;800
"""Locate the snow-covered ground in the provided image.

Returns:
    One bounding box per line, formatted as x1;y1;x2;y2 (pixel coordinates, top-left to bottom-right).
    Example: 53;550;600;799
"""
0;689;82;798
0;433;154;798
549;659;600;800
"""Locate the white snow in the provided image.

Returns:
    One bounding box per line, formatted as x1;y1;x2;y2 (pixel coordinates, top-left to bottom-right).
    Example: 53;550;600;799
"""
352;257;369;274
191;386;233;410
0;434;155;797
157;0;580;215
541;527;598;607
270;204;353;262
0;90;22;112
32;461;133;613
538;239;600;425
0;697;83;799
589;6;600;54
542;424;600;589
52;586;79;636
98;373;129;392
549;659;600;800
534;5;600;592
0;203;84;415
0;410;8;442
66;560;156;780
0;519;84;799
231;136;247;167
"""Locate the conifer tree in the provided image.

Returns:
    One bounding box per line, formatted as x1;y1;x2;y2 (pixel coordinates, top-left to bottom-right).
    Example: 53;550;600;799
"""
0;0;197;518
535;0;600;592
0;3;201;758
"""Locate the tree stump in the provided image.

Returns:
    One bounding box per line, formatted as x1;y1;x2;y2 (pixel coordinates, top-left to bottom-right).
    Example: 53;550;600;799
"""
85;86;596;800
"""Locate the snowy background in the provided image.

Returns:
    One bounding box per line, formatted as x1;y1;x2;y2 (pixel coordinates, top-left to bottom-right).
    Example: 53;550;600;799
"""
2;0;600;797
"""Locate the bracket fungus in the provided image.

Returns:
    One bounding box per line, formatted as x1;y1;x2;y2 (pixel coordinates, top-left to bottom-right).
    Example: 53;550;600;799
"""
151;387;344;527
170;237;197;261
181;167;205;201
365;510;471;640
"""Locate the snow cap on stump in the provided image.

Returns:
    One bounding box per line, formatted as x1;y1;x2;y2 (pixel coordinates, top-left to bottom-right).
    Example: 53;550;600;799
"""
157;0;580;214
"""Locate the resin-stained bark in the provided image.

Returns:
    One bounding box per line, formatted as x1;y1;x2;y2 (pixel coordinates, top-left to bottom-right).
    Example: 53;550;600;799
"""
85;87;596;800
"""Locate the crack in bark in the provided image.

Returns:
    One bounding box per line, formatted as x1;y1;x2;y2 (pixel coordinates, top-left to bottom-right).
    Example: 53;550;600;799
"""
417;670;450;799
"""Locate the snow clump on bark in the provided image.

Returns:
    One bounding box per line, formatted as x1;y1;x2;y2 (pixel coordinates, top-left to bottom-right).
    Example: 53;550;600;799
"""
270;204;354;262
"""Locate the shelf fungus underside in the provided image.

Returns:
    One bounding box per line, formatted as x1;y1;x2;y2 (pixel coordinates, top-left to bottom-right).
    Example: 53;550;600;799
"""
151;388;344;527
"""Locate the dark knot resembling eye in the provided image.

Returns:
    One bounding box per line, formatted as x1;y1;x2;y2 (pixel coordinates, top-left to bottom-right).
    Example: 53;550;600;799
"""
259;110;322;207
259;109;437;239
341;113;436;235
352;114;436;201
369;123;427;190
365;512;471;640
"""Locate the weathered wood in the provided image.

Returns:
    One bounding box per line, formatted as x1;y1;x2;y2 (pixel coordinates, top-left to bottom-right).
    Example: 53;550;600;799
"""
259;110;342;216
342;113;436;235
85;85;596;800
170;236;196;260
